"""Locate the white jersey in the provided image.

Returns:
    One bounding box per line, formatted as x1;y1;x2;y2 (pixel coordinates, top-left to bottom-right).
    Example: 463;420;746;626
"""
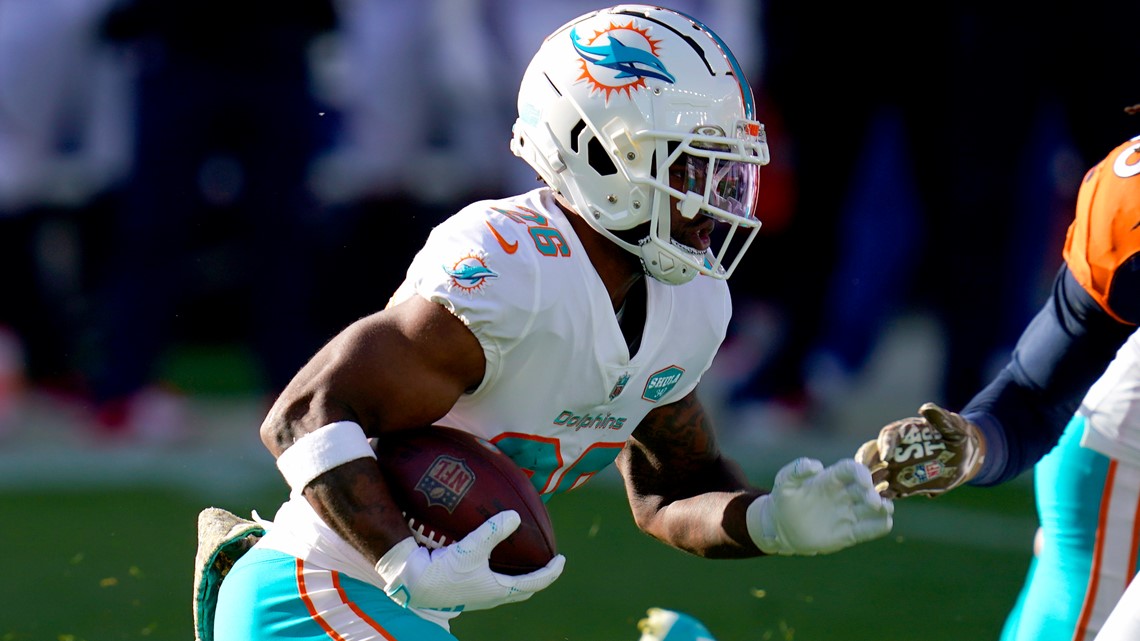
1085;334;1140;641
1080;328;1140;467
389;186;731;497
255;187;731;627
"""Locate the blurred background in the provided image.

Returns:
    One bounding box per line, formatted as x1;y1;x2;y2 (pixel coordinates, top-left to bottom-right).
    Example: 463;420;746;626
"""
1;0;1139;639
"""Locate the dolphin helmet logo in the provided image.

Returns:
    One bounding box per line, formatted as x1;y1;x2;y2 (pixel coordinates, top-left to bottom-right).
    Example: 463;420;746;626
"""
570;21;674;101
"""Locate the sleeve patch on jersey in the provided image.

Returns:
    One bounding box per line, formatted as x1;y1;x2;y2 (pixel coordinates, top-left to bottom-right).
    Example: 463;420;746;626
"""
442;250;499;295
642;365;685;402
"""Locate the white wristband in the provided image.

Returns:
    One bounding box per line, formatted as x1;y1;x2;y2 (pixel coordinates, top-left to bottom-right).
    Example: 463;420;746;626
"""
275;421;377;492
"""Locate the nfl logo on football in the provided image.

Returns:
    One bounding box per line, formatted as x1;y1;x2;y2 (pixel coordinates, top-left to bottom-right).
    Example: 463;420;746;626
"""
415;455;476;512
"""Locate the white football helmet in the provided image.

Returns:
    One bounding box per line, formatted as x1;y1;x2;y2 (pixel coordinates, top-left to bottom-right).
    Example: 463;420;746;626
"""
510;4;769;285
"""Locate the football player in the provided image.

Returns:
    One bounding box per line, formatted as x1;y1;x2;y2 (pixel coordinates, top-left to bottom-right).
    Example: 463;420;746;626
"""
1001;330;1140;641
202;6;893;641
856;132;1140;641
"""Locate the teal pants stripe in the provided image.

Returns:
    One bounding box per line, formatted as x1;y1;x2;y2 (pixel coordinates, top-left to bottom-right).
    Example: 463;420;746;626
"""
214;547;457;641
1000;414;1132;641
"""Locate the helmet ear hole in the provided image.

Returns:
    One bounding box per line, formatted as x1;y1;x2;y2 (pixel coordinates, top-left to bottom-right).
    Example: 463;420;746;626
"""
569;119;616;176
587;137;617;176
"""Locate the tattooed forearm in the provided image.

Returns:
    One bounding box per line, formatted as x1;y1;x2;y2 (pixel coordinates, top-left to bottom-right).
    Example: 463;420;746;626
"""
618;390;762;557
632;391;719;473
303;458;412;563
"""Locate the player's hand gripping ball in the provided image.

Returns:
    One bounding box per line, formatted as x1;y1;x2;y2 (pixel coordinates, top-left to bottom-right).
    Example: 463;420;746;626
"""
372;425;557;575
855;402;986;499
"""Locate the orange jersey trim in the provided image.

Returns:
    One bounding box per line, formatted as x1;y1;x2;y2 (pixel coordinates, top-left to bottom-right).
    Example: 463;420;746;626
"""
1063;136;1140;323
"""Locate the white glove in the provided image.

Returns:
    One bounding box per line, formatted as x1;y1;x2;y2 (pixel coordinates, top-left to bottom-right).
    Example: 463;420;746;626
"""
746;457;894;556
374;510;566;612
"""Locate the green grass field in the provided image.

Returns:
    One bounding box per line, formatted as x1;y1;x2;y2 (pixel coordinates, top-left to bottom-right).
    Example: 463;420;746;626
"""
0;466;1036;641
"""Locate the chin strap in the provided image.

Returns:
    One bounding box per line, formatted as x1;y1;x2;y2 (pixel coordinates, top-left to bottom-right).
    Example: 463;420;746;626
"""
637;235;704;285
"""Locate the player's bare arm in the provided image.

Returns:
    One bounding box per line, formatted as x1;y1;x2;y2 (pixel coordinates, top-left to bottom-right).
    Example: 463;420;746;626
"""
260;294;486;563
623;390;894;558
618;388;763;559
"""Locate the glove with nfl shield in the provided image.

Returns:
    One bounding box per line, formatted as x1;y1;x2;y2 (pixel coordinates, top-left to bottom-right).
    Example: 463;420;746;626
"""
375;510;565;612
855;402;986;499
746;457;894;556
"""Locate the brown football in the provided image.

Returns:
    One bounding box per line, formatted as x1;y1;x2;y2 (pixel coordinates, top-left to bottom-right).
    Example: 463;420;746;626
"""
372;425;557;575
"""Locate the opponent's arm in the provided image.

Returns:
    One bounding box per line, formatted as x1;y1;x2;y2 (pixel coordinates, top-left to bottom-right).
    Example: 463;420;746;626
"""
857;266;1135;497
855;402;986;498
619;389;893;558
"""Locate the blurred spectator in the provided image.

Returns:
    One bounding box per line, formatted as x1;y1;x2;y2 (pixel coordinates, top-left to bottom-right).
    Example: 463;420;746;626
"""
0;0;134;433
86;0;337;441
725;4;1140;428
303;0;455;332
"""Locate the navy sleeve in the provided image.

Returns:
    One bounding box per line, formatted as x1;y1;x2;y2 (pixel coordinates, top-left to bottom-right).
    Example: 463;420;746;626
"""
961;265;1135;486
